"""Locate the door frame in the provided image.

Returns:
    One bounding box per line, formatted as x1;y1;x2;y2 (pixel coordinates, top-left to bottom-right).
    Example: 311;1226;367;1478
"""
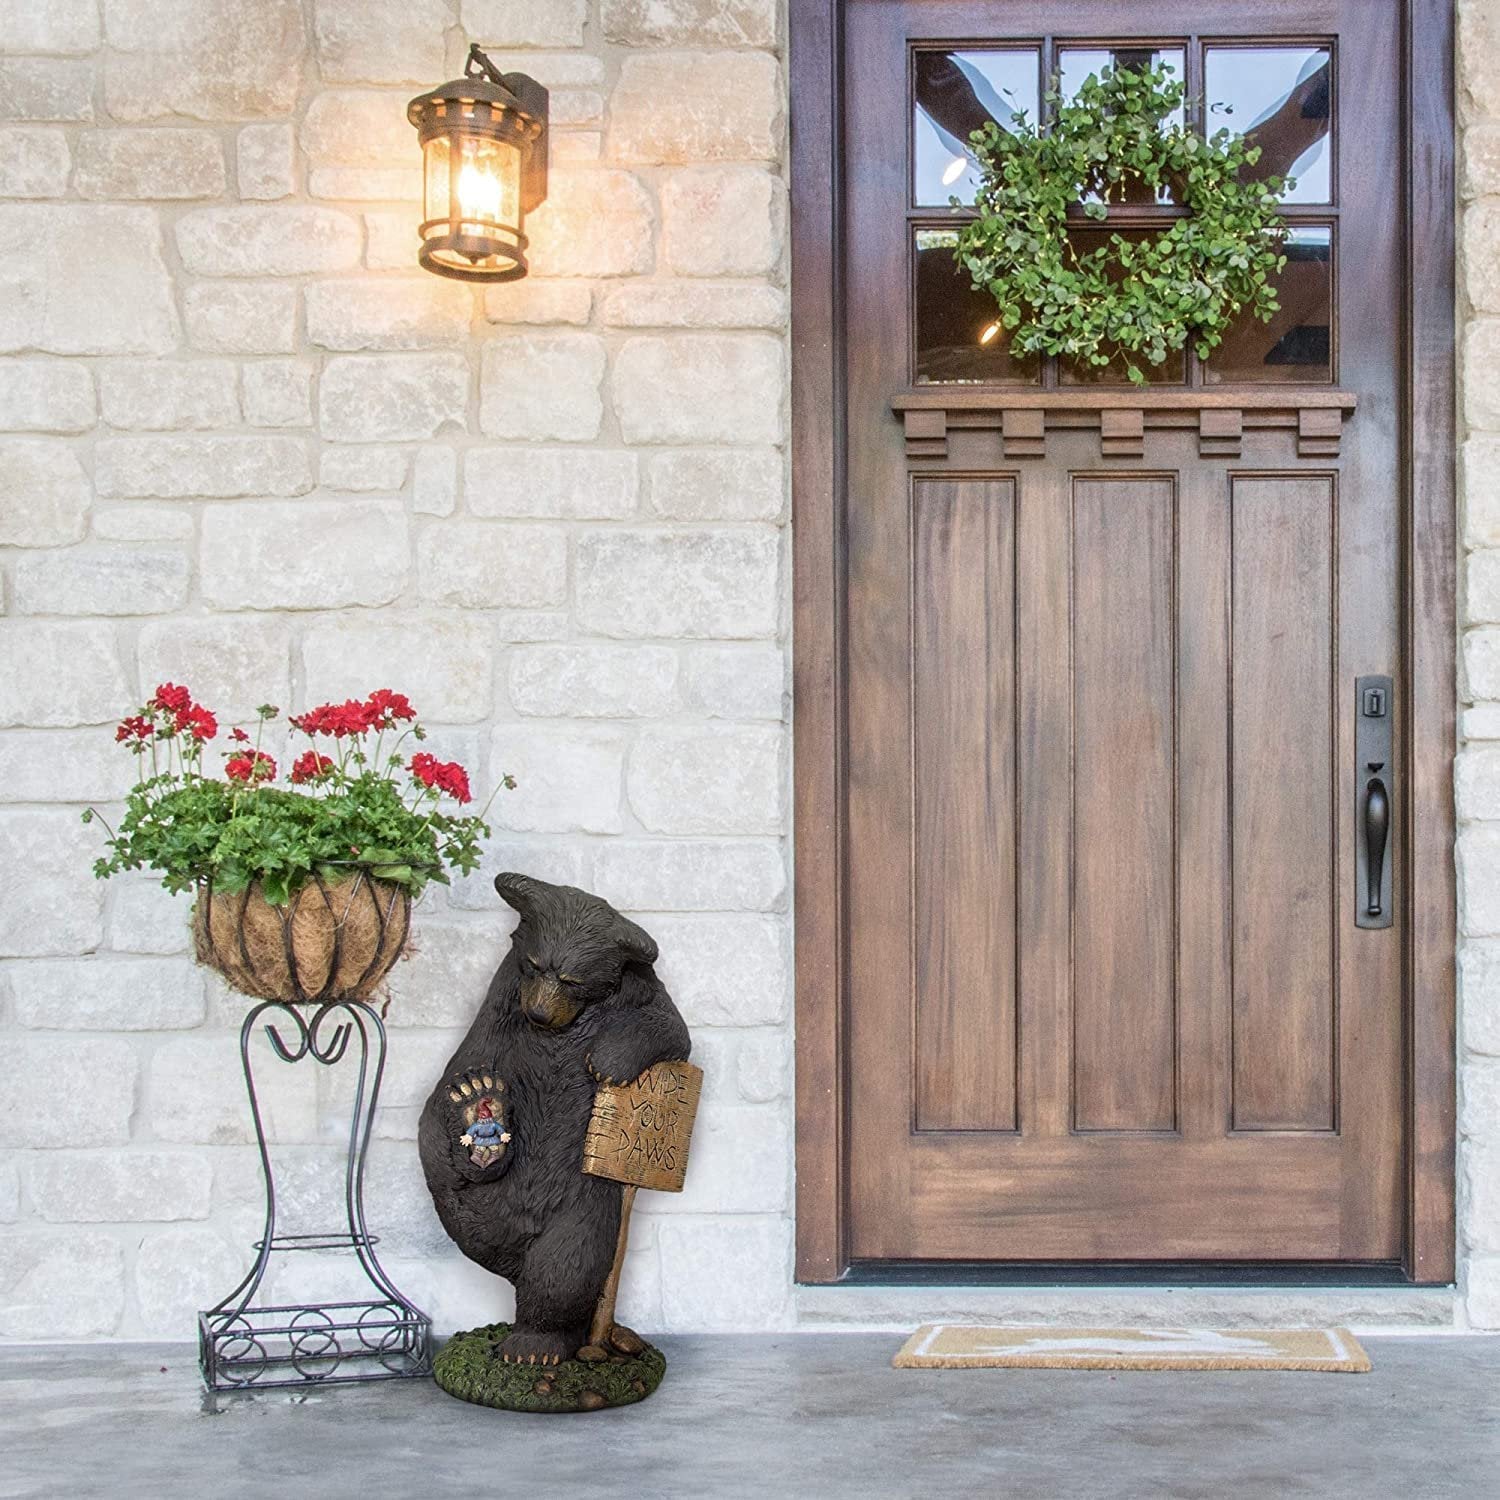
789;0;1457;1284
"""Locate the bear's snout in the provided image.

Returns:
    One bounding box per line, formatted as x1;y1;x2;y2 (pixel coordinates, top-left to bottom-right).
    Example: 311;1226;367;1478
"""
520;974;583;1029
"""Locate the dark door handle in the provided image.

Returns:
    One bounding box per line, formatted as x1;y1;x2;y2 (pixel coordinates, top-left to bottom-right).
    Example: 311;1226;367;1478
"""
1364;777;1389;918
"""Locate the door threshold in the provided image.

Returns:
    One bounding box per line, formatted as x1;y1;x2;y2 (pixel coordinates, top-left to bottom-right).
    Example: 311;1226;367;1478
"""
841;1260;1427;1289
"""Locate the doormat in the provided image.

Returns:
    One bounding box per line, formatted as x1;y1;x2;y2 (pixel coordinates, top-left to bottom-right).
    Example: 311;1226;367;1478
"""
892;1324;1371;1373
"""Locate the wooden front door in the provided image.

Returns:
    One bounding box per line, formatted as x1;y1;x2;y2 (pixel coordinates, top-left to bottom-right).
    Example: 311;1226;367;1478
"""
838;0;1419;1263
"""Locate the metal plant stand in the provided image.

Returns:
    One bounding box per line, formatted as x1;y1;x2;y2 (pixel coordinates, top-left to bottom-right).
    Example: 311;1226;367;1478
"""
198;998;432;1391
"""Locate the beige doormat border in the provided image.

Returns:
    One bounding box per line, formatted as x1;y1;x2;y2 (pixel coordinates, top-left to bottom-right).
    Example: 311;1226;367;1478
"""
892;1324;1371;1372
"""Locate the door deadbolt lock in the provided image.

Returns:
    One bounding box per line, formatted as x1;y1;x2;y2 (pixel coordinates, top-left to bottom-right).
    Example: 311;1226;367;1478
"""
1355;674;1393;929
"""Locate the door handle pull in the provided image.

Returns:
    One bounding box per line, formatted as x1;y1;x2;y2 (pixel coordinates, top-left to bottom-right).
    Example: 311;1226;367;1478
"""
1363;777;1388;918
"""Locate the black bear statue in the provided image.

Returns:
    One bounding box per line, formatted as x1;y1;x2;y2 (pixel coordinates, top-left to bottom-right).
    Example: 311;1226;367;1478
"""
418;872;691;1381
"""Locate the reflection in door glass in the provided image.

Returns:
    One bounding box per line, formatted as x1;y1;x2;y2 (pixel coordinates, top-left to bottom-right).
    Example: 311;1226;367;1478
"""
913;49;1039;207
1206;226;1332;383
1205;47;1332;203
913;229;1039;385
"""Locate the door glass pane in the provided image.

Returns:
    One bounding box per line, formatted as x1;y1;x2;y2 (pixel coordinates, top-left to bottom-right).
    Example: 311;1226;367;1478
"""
914;49;1040;207
1205;226;1332;383
914;229;1040;385
1058;49;1186;204
1205;46;1332;203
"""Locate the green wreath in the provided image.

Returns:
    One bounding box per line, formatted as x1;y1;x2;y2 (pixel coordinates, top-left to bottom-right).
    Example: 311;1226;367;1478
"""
954;63;1291;384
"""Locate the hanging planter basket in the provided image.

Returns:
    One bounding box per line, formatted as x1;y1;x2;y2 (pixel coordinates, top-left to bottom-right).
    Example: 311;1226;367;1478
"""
192;870;412;1006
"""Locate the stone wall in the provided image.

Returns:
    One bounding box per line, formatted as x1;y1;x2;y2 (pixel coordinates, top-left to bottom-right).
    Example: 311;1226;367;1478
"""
0;0;1491;1343
0;0;792;1339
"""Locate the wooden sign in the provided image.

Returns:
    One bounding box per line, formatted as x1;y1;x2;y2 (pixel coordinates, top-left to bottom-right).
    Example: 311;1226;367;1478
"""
582;1060;702;1193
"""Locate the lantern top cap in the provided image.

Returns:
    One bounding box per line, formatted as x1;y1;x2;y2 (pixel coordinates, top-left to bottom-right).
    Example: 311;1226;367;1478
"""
407;44;547;128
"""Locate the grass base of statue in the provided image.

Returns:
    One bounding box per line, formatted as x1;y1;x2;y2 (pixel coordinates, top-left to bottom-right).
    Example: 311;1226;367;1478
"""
421;873;700;1413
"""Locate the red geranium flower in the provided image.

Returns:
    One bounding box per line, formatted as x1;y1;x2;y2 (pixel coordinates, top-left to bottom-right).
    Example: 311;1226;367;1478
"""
150;683;192;714
291;698;379;738
365;688;416;728
410;752;471;804
289;750;335;784
230;727;251;743
115;715;151;743
225;751;276;783
176;704;217;743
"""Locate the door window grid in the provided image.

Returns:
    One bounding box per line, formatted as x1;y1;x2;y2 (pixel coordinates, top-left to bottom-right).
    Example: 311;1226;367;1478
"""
910;38;1336;388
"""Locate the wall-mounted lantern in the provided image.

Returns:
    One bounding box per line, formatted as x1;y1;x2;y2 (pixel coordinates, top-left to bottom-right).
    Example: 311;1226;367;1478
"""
407;44;549;282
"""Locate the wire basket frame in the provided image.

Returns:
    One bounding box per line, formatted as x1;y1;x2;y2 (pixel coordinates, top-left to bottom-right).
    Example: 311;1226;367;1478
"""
198;998;432;1391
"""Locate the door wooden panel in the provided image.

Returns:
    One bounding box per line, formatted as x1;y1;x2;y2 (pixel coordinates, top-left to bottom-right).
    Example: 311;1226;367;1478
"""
840;0;1412;1264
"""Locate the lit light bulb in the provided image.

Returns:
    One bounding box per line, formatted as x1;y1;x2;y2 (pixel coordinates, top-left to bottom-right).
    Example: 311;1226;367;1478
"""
458;161;502;224
941;154;968;186
978;322;1001;346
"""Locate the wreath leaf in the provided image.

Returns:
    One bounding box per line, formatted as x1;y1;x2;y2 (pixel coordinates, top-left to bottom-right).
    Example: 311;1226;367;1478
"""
954;63;1291;385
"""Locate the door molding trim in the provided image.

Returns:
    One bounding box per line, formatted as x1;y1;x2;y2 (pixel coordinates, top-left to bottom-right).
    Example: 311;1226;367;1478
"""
790;0;1457;1284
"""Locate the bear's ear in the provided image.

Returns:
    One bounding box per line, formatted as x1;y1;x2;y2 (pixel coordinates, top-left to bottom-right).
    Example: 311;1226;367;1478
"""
494;871;539;917
612;912;658;966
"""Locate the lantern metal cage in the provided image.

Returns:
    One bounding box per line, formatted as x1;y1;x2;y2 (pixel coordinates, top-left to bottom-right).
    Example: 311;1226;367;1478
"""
407;44;549;283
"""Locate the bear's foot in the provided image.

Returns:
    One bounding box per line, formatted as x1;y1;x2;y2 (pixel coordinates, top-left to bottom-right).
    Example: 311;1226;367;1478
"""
498;1328;574;1367
445;1071;510;1170
434;1323;666;1413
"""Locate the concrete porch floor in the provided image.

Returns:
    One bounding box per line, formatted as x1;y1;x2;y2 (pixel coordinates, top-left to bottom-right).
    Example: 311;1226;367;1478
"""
2;1335;1497;1499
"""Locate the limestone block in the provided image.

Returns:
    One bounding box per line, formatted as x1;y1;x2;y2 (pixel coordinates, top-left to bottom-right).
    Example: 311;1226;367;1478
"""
1466;202;1500;315
1461;824;1500;937
0;728;135;803
1463;1140;1500;1253
0;620;128;728
300;90;411;167
647;914;788;1025
603;0;776;45
649;1104;789;1214
0;1036;137;1145
1466;1254;1500;1328
661;166;784;275
736;1029;790;1103
1464;436;1500;548
1460;0;1500;119
657;1216;792;1330
11;957;205;1030
28;1150;212;1222
184;281;297;354
613;333;782;444
598;282;786;331
0;125;70;197
465;447;638;519
479;333;605;440
1463;1060;1500;1143
134;1227;241;1337
1464;121;1500;199
1465;318;1500;431
314;0;449;86
1462;938;1500;1055
509;644;679;718
592;839;786;912
302;614;496;723
13;546;192;616
482;280;593;326
412;444;456;516
0;360;93;432
1465;704;1500;739
1465;627;1500;701
364;209;418;271
548;91;604;128
237;122;295;200
102;0;304;122
95;434;311;497
319;445;410;492
75;129;225;199
201;500;409;610
93;506;192;542
576;528;780;638
551;132;602;163
149;1034;317;1145
137;615;292;722
0;810;110;954
460;0;586;48
382;921;506;1027
0;58;94;121
1459;746;1500;821
417;521;567;608
97;360;238;431
0;1232;125;1337
646;447;783;521
628;723;783;834
176;204;362;276
610;50;781;164
306;278;473;351
487;725;626;834
0;1164;16;1223
0;205;176;354
444;837;592;911
0;0;100;53
684;644;785;719
0;439;89;544
108;880;193;955
319;352;469;442
241;359;314;428
525;170;655;278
